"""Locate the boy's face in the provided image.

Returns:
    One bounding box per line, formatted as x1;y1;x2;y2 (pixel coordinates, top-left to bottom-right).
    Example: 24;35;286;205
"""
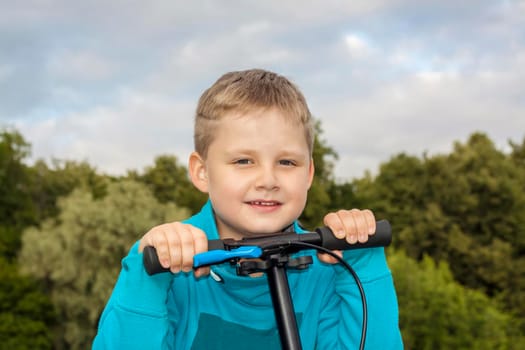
190;108;314;240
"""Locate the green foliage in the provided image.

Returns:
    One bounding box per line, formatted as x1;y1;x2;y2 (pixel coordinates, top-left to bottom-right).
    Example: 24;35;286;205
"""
510;137;525;168
0;258;56;350
129;155;207;214
0;226;22;263
388;250;525;349
19;180;189;350
4;125;524;348
0;129;32;227
0;129;35;258
28;159;109;221
354;132;525;332
1;128;109;261
0;128;57;349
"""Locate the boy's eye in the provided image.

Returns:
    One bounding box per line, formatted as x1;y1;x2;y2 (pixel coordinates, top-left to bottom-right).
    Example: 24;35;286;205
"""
234;159;252;165
279;159;296;166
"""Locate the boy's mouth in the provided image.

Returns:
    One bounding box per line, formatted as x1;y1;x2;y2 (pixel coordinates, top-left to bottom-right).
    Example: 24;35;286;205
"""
247;200;282;207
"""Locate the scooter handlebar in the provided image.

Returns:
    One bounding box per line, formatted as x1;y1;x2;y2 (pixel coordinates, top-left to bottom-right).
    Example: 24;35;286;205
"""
143;220;391;275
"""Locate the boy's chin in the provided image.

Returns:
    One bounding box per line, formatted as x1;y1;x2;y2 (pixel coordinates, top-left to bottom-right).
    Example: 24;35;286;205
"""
242;223;295;237
242;229;285;238
216;215;297;239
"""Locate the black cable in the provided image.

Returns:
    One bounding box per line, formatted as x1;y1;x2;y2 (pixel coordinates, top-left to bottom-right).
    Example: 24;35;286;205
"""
288;242;367;350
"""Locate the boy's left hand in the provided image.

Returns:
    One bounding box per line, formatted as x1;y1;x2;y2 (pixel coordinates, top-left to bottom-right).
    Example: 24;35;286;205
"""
318;209;376;264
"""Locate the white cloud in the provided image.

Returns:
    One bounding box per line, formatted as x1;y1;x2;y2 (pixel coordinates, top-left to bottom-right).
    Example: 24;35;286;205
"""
238;21;273;37
322;65;524;179
47;50;116;81
2;0;524;182
344;34;372;59
16;90;196;175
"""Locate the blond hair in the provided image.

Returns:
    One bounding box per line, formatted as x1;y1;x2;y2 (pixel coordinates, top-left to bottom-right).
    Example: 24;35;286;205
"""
194;69;314;158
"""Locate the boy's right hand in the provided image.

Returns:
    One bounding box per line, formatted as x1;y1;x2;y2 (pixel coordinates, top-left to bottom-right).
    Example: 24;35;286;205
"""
138;222;209;277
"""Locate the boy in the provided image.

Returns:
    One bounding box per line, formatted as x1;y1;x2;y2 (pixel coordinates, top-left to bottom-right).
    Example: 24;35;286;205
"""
93;69;403;349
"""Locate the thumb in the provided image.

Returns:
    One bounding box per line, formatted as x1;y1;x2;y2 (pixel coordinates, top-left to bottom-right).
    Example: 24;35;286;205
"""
317;250;343;264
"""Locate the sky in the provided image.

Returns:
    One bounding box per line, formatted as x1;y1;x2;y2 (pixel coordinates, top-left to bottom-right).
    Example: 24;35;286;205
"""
1;0;524;181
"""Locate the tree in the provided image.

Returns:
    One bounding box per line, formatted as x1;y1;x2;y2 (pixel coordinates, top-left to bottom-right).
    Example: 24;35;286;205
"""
0;129;35;259
0;258;56;350
0;128;32;225
348;132;525;331
28;159;109;223
388;249;524;349
1;128;109;260
129;155;207;214
509;136;525;169
19;180;189;350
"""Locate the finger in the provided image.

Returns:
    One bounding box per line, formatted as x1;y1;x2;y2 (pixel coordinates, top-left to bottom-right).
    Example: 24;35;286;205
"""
347;209;369;243
191;228;208;276
323;212;346;239
318;253;338;264
363;209;376;235
192;227;208;255
194;267;210;278
164;225;182;273
150;228;171;269
339;209;359;244
317;250;343;264
177;225;195;273
138;232;152;253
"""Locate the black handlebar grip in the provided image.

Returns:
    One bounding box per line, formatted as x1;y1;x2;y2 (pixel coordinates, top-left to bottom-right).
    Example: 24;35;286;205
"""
315;219;392;251
143;240;225;276
143;246;169;275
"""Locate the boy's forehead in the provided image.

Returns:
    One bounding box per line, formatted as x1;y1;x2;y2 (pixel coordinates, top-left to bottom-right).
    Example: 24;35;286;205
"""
202;107;313;157
213;111;309;149
219;107;298;124
216;110;305;138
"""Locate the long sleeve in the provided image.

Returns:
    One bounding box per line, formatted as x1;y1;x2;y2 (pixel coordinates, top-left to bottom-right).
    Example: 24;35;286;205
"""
316;247;403;349
92;242;176;349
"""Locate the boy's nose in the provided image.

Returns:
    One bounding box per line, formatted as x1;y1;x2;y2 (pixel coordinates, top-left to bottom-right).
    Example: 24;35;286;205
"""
255;166;278;190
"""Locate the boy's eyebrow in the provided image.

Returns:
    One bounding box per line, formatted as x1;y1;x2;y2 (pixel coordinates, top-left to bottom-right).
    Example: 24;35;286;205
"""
277;150;310;159
224;148;310;159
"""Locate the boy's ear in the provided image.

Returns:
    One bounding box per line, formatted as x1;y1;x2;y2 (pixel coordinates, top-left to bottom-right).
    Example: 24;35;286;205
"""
307;157;315;189
189;152;209;193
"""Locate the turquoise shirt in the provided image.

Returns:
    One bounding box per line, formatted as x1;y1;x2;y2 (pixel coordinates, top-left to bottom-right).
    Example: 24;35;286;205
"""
93;201;403;349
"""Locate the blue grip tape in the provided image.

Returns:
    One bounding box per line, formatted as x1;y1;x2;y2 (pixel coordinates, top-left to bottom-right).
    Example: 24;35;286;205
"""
193;246;262;268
